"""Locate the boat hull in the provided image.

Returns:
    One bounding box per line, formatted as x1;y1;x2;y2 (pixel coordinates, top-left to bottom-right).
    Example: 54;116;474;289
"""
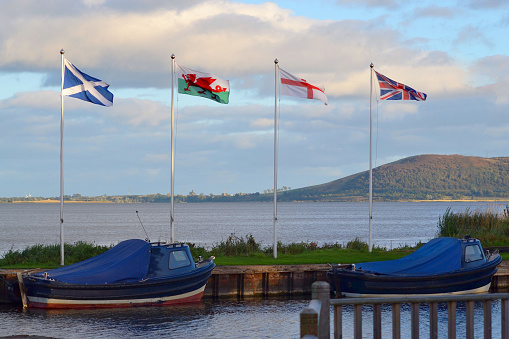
328;255;501;297
23;264;214;309
27;285;206;309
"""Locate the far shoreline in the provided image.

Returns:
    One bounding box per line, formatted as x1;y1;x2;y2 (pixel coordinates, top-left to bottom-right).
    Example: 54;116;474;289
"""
2;198;509;204
7;200;114;204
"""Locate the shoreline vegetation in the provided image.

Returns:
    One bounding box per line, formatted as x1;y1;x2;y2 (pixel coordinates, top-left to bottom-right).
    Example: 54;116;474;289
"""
2;195;509;204
2;206;509;268
0;236;415;269
5;155;509;204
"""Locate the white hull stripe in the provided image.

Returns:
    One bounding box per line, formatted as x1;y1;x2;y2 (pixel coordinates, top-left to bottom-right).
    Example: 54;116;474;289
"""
28;285;205;306
342;283;491;298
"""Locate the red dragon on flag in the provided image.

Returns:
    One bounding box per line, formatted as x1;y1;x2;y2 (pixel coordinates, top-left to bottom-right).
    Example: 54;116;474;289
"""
177;64;230;104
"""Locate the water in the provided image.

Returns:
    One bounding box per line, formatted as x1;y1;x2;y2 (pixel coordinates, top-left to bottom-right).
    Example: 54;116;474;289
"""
0;297;306;338
1;201;508;254
1;201;508;337
0;298;504;338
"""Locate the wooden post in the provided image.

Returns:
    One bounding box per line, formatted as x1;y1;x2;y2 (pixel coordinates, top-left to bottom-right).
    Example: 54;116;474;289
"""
16;272;28;309
392;303;401;339
483;299;491;339
334;305;342;339
301;299;321;338
410;302;419;339
373;304;382;339
448;301;456;339
354;304;362;339
312;281;330;339
466;300;474;339
429;302;438;339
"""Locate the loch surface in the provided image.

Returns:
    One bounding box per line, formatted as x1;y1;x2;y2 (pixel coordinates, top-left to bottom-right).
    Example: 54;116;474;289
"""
1;201;507;254
1;201;508;337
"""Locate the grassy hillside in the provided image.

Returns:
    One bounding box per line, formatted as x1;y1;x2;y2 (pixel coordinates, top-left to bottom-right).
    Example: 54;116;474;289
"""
3;154;509;203
278;154;509;201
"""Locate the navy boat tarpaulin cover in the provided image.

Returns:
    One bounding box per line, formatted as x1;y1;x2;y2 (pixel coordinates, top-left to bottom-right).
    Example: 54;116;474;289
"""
356;237;462;276
35;239;150;284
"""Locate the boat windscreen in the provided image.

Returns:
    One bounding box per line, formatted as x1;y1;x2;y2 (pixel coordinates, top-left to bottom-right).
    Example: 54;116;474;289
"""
35;239;151;284
356;237;462;276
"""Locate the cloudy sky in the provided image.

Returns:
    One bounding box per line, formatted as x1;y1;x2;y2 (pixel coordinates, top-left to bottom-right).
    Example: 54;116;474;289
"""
1;0;508;198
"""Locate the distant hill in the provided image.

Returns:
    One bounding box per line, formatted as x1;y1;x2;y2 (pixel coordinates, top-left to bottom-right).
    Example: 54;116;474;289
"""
4;154;509;203
277;154;509;201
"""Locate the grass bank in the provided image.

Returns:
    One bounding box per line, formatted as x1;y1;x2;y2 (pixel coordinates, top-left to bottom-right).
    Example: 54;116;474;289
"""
0;242;112;268
0;235;414;269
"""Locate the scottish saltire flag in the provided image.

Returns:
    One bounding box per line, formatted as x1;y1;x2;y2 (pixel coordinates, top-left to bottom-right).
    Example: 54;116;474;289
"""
62;58;113;106
374;71;427;101
176;64;230;104
279;68;327;105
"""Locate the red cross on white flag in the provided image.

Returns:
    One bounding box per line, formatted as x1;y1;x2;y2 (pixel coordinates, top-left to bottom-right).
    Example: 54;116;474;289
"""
279;68;327;105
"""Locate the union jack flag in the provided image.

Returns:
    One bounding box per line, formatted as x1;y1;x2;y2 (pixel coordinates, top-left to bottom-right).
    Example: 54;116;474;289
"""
375;71;427;101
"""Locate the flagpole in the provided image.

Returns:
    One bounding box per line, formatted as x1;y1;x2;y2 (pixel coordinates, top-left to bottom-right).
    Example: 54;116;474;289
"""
369;63;374;253
60;49;65;265
273;58;279;259
170;54;175;244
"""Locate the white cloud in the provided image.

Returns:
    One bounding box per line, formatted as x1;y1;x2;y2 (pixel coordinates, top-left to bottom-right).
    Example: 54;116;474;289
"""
413;6;458;19
1;91;59;109
250;118;273;128
143;153;169;163
82;0;106;7
376;102;419;121
107;98;169;127
1;0;509;196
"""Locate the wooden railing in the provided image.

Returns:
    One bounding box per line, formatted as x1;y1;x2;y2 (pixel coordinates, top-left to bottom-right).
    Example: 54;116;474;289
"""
300;281;509;339
300;281;330;339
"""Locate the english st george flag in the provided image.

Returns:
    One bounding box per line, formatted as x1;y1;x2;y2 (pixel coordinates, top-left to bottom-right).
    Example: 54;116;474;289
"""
176;64;230;104
375;71;427;101
279;68;327;105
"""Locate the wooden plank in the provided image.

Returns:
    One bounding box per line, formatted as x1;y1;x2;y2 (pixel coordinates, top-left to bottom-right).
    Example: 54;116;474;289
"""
392;303;401;339
354;304;362;339
312;281;330;339
429;302;438;339
373;304;382;339
334;305;342;339
410;302;419;339
466;300;474;339
16;272;27;309
330;293;509;306
483;299;491;339
448;301;456;339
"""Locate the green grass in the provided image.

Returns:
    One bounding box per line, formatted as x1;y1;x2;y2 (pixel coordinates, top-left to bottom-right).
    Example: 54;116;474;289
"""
206;235;413;265
0;235;415;269
0;241;113;268
213;248;411;265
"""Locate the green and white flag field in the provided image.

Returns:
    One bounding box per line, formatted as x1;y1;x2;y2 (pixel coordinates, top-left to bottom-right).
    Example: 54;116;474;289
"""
176;64;230;104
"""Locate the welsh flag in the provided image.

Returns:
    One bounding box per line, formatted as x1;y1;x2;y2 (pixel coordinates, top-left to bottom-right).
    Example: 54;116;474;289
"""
176;64;230;104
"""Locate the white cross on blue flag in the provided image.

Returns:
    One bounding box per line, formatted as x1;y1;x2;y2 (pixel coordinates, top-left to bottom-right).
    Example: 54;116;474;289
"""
62;58;113;106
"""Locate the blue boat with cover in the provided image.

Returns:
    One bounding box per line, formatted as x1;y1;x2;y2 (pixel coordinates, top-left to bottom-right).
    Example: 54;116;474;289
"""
327;237;501;297
20;239;215;308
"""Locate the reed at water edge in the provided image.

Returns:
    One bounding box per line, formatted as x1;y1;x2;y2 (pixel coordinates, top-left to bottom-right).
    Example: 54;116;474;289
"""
437;205;509;246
